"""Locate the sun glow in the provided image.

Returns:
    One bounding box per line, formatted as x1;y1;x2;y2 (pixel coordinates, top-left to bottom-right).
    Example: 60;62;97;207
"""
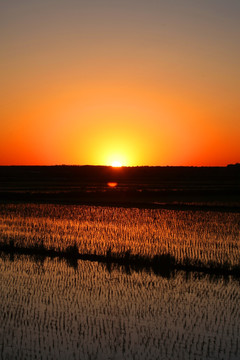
111;161;122;167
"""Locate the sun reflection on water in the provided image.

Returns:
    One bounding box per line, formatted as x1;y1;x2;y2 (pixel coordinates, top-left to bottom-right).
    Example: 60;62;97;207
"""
107;182;118;188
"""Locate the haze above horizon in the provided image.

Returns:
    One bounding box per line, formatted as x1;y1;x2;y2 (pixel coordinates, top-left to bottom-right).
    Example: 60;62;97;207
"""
1;0;239;166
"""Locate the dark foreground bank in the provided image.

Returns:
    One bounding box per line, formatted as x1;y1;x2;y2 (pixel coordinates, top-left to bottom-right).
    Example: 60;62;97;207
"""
1;240;239;279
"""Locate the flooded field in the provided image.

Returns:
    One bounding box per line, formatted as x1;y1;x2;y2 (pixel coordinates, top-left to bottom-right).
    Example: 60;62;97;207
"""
0;204;239;269
1;255;239;360
0;203;239;359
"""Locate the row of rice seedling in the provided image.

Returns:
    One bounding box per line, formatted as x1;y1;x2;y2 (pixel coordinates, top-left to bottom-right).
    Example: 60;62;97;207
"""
1;255;239;359
0;203;239;270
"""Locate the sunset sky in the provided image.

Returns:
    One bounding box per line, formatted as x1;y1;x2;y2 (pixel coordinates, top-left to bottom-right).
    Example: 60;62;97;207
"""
1;0;239;166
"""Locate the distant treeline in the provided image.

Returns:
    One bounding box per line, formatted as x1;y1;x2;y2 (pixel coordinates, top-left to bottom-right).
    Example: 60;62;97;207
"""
0;165;239;184
0;165;239;209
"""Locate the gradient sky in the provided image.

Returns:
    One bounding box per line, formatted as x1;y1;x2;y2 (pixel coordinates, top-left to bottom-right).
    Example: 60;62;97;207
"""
1;0;239;166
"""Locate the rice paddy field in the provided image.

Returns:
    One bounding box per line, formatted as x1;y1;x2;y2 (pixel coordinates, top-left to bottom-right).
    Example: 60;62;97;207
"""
0;255;239;360
0;203;240;359
0;204;239;270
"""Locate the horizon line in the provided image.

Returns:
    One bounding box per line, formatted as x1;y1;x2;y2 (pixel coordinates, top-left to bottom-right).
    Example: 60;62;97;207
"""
0;163;239;168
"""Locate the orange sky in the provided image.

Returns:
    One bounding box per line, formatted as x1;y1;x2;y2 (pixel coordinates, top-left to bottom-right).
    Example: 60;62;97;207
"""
1;0;239;166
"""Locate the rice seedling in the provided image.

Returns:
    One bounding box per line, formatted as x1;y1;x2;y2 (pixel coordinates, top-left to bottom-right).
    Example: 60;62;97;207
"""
0;255;239;360
0;203;239;272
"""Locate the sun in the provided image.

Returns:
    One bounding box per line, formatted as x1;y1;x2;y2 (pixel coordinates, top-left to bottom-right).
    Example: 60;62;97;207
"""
111;161;122;167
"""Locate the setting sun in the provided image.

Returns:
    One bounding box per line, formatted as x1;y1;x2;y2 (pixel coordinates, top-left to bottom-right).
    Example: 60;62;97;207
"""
1;0;240;358
0;0;239;168
111;161;122;168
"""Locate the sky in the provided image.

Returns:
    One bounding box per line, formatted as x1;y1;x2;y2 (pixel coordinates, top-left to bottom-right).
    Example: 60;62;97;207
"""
1;0;240;166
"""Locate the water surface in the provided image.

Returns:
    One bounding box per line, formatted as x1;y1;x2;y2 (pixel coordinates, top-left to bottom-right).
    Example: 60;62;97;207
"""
1;255;239;360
